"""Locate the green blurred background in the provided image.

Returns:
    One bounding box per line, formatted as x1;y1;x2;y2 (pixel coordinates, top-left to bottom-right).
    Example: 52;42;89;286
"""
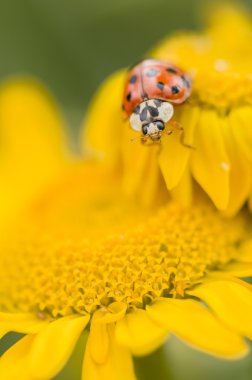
1;0;252;379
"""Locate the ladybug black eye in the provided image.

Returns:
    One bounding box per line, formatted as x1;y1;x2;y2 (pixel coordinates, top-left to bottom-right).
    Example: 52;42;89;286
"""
142;125;148;135
156;121;165;131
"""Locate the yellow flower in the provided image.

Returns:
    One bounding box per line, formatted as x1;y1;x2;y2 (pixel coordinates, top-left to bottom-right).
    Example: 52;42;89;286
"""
83;5;252;216
0;78;252;380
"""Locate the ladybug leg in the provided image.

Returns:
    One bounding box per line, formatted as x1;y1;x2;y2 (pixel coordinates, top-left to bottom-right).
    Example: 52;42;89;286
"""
179;130;195;150
170;120;195;149
122;113;129;122
165;129;173;135
130;136;147;143
185;99;193;106
141;136;148;144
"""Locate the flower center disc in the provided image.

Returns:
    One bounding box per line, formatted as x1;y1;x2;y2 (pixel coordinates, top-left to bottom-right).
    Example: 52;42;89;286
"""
0;167;245;317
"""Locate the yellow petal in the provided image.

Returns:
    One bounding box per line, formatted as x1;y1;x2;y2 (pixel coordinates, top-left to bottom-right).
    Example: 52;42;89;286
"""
0;334;35;380
121;130;162;204
203;273;252;291
170;166;193;207
89;322;110;365
82;324;136;380
249;192;252;212
0;78;68;229
230;106;252;162
116;309;167;356
89;302;127;364
0;312;47;338
93;302;127;324
208;4;251;42
147;298;247;358
239;239;252;262
221;115;251;216
29;315;89;380
139;146;165;207
189;279;252;339
159;106;199;190
82;70;126;165
222;262;252;277
191;109;230;210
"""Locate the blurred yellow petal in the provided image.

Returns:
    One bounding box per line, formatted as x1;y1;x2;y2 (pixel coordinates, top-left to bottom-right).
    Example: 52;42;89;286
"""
230;106;252;162
89;302;127;364
207;4;252;53
82;70;126;165
189;279;252;339
0;78;68;229
191;110;230;210
121;134;163;205
170;166;193;207
239;239;252;261
202;273;252;291
116;308;167;356
29;315;89;379
159;106;199;190
0;312;47;338
82;324;136;380
222;262;252;277
147;298;247;358
93;302;127;324
249;192;252;212
0;335;34;380
221;115;251;216
89;322;109;365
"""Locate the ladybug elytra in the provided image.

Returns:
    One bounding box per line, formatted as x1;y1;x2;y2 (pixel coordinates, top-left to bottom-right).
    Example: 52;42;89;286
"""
123;59;192;142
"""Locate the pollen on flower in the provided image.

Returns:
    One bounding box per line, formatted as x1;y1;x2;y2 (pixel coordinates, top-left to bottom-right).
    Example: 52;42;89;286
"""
0;193;245;318
214;59;230;72
220;162;230;172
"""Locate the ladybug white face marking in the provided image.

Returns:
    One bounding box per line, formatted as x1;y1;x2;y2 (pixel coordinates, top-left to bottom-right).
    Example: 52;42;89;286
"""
129;99;174;140
158;101;174;123
129;109;142;132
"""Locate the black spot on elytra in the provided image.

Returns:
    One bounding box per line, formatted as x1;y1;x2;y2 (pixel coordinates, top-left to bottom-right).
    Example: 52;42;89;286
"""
140;107;148;122
181;75;191;88
147;105;159;117
129;75;138;84
166;67;177;74
171;85;180;94
146;68;158;77
126;92;132;102
134;105;140;114
154;99;162;107
157;82;165;91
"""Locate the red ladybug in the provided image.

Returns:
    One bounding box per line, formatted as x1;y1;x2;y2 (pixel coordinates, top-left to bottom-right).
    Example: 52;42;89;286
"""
122;58;192;142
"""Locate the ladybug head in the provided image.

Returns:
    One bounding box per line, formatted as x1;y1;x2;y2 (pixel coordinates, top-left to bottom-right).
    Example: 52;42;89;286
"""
141;120;165;140
129;99;174;140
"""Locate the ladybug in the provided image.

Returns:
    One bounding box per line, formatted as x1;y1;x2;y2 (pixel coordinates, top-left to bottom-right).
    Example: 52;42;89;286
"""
122;58;192;142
